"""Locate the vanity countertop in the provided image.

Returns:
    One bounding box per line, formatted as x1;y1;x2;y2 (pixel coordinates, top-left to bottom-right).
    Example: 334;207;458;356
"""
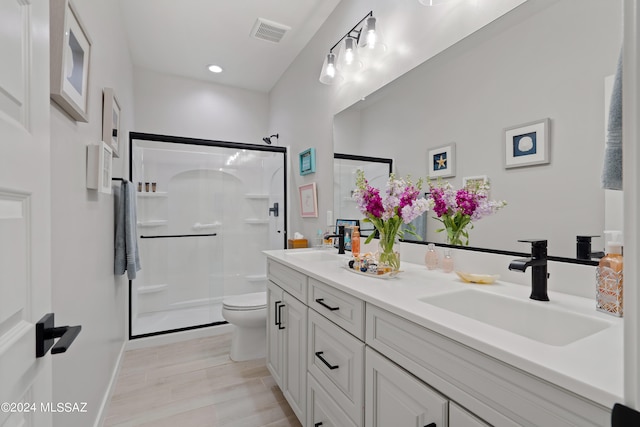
264;248;624;408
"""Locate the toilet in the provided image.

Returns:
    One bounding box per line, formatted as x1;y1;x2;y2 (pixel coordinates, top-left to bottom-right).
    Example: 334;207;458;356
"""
221;291;267;361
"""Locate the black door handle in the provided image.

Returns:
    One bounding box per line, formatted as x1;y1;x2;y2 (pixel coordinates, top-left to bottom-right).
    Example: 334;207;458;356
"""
315;351;339;370
274;301;282;326
36;313;82;358
277;303;285;330
314;423;323;427
424;423;436;427
315;298;339;311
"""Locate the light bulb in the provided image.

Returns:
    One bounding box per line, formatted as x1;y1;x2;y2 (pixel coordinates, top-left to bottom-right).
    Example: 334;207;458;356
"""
344;37;356;64
326;62;336;78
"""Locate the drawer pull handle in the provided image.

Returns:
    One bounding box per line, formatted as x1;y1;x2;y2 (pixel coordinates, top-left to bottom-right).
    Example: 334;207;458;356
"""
315;351;339;370
274;301;282;326
424;423;436;427
314;423;323;427
277;303;285;330
315;298;339;311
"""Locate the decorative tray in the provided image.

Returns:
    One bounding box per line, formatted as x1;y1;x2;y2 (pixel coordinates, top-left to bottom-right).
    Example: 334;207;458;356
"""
455;271;500;284
342;265;401;279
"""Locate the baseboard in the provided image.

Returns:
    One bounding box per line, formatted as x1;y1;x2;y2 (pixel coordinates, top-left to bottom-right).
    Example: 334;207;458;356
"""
126;323;234;350
93;339;127;427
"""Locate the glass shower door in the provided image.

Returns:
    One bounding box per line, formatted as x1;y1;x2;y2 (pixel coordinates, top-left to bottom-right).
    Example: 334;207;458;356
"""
130;134;286;338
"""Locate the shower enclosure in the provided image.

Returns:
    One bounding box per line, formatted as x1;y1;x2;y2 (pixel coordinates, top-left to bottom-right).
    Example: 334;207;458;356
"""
129;133;287;338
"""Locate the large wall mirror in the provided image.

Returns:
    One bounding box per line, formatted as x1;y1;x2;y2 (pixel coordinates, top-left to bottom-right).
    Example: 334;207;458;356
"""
333;0;623;260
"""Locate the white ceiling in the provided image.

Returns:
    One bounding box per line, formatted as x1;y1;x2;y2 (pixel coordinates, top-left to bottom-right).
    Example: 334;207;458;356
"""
119;0;342;93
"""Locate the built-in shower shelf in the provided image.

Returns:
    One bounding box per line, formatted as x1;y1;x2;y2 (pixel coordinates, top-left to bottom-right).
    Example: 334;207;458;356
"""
138;220;168;227
138;284;168;294
244;193;270;199
245;274;268;282
244;218;269;224
137;192;168;198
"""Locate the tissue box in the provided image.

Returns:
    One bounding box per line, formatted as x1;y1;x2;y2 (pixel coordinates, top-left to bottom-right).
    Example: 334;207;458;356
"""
288;239;308;249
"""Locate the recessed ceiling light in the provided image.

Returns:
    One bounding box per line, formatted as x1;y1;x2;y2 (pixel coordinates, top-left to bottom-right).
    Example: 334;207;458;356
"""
208;65;223;73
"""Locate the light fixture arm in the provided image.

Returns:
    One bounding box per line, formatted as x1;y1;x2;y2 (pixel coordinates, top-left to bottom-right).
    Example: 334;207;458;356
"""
328;11;373;53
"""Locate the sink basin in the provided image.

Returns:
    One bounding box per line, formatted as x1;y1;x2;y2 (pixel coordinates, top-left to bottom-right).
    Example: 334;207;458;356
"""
419;290;610;346
284;250;346;262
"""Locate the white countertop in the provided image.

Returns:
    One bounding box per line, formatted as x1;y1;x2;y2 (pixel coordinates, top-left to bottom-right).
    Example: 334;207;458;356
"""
264;248;624;408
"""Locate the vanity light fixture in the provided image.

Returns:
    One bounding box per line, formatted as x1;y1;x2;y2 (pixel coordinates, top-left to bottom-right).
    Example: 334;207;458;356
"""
319;11;385;85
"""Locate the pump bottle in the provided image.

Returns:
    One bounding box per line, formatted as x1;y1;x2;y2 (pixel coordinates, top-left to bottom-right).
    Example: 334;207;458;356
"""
596;230;623;317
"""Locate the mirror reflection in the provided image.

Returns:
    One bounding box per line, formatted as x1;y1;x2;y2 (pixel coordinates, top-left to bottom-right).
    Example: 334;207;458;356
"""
333;0;623;259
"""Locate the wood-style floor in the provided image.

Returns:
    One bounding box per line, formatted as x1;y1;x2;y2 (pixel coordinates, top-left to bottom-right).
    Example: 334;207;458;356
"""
103;333;302;427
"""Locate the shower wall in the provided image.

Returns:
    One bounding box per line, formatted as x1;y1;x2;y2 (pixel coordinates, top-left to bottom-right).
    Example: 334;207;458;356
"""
131;137;286;337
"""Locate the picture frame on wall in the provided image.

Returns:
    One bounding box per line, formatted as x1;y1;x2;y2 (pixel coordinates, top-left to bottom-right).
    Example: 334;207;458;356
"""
462;175;489;188
299;148;316;175
86;141;113;194
102;88;121;158
427;143;456;178
299;182;318;218
504;118;550;168
50;0;92;122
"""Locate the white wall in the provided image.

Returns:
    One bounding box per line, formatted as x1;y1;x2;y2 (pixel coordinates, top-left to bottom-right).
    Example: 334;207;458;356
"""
133;68;269;144
49;0;134;425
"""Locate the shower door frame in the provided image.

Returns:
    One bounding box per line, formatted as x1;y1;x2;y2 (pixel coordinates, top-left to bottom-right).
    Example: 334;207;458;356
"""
127;132;288;339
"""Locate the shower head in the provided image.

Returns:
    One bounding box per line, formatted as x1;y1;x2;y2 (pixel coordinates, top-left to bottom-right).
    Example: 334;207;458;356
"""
263;133;279;144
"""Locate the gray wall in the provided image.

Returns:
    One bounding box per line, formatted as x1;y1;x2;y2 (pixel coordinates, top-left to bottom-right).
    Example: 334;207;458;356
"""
50;0;134;425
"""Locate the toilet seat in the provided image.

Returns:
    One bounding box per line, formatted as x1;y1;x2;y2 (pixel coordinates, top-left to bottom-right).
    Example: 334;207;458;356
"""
222;292;267;311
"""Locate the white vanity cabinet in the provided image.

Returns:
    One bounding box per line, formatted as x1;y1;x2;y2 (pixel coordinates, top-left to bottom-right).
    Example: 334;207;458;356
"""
266;254;612;427
266;271;308;424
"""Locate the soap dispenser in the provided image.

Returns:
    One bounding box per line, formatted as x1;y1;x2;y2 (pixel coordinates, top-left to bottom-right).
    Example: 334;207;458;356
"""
596;230;623;317
425;243;438;270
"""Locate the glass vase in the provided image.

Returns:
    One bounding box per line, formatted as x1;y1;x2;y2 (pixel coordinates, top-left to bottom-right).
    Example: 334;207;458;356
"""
446;226;468;246
377;231;401;272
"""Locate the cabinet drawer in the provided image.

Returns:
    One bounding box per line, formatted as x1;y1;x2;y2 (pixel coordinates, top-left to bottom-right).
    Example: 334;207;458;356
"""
365;347;447;427
267;259;308;302
307;373;358;427
309;277;364;339
308;309;364;425
450;402;491;427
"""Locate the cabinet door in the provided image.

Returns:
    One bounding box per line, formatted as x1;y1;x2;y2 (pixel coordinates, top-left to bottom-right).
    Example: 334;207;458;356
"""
365;348;448;427
450;402;490;427
267;281;284;386
283;292;308;423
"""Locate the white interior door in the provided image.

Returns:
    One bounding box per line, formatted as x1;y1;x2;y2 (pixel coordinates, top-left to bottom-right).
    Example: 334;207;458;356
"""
0;0;52;426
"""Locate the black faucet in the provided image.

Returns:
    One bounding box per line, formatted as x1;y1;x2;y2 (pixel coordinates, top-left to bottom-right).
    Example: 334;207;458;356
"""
508;239;549;301
576;235;605;260
324;225;346;254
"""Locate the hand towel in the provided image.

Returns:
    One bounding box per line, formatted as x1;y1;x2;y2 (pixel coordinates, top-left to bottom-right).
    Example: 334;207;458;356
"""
601;50;622;190
115;180;141;279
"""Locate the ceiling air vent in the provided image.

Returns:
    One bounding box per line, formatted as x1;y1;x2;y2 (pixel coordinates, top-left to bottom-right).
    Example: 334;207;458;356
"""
250;18;290;43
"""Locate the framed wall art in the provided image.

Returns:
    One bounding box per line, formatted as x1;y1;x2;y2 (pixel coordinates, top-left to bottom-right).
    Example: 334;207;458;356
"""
427;143;456;178
299;182;318;218
102;88;121;158
86;141;113;194
504;118;550;168
462;175;489;189
50;0;92;122
299;148;316;175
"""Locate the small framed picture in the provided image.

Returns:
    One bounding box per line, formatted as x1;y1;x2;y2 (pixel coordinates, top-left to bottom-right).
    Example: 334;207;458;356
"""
299;182;318;218
504;118;550;168
427;143;456;178
86;141;113;194
102;88;122;158
50;0;92;122
299;148;316;176
462;175;489;189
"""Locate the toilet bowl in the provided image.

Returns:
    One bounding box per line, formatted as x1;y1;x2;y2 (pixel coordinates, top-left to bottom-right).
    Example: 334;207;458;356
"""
221;292;267;361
